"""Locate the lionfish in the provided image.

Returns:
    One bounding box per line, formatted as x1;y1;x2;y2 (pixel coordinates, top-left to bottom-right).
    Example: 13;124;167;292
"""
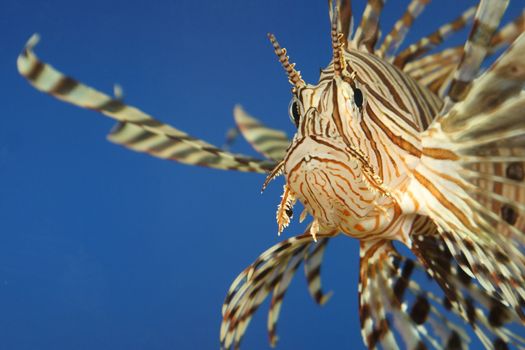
17;0;525;348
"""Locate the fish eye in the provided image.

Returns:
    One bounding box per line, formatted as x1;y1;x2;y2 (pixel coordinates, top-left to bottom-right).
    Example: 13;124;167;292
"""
353;88;363;108
288;98;302;127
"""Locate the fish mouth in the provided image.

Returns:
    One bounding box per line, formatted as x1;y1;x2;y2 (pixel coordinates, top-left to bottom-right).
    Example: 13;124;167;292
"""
284;135;384;229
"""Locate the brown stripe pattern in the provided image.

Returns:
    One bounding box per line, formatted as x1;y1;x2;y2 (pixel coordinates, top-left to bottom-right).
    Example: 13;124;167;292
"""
356;231;525;350
394;6;476;68
233;105;290;161
445;0;509;106
377;0;430;59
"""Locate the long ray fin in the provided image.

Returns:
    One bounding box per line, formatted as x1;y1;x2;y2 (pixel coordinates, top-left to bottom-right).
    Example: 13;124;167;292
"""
220;231;333;349
445;0;510;108
490;10;525;54
233;105;290;162
352;0;385;52
105;122;271;171
404;46;463;98
360;228;525;350
404;10;525;99
17;35;275;173
394;6;476;68
359;239;463;350
409;217;525;349
376;0;430;59
415;32;525;323
304;238;333;305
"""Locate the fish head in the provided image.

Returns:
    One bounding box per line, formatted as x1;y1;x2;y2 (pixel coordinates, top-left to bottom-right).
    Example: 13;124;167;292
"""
283;74;387;231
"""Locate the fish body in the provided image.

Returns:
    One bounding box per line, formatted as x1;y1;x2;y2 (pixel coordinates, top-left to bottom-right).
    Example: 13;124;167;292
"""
17;0;525;349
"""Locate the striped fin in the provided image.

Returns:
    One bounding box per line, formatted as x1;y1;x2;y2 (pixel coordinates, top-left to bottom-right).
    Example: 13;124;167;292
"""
303;238;332;305
459;157;525;246
445;0;510;108
411;168;525;326
106;122;273;171
412;157;525;324
359;239;465;350
360;228;525;350
443;32;525;247
409;218;525;350
417;32;525;323
233;105;290;161
404;46;463;98
17;34;275;173
266;245;307;347
394;6;476;68
352;0;385;52
405;10;525;99
376;0;430;59
440;31;525;135
220;232;332;349
489;9;525;55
